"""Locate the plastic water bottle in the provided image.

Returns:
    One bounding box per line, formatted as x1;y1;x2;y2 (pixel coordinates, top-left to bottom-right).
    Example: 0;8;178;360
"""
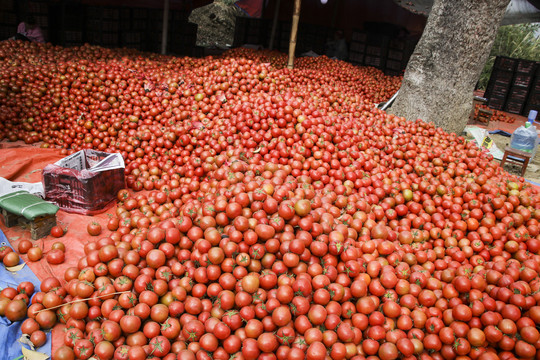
529;110;538;124
510;122;538;155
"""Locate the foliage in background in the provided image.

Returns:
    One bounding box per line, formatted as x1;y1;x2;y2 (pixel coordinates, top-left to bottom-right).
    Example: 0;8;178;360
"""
478;23;540;90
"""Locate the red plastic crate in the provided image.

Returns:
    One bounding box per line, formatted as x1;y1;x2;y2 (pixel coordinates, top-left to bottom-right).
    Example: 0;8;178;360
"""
42;150;125;215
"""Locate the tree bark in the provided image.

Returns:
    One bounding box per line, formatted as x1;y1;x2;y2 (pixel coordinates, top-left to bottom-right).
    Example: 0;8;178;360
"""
389;0;510;135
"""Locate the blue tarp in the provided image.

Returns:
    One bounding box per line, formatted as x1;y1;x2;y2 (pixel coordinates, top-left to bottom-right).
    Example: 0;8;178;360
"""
0;229;51;360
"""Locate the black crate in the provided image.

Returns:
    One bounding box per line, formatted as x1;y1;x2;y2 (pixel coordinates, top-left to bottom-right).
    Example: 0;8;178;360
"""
86;19;102;30
487;96;506;111
102;32;119;46
487;82;511;98
86;6;102;19
102;20;119;32
35;15;48;28
1;11;16;25
148;9;162;21
386;59;402;71
387;49;403;61
28;1;48;13
364;56;382;68
389;39;405;50
366;33;390;47
351;30;366;43
527;91;540;106
508;86;530;102
65;31;83;42
102;8;119;20
524;103;540;118
119;18;131;30
120;8;131;19
349;42;365;53
492;69;514;83
348;52;364;65
235;16;266;47
385;69;402;77
132;19;147;31
517;59;537;74
132;8;148;19
366;45;384;56
121;31;141;44
0;0;14;11
0;25;12;39
513;72;534;88
485;68;513;100
505;100;526;114
86;32;102;44
494;56;517;72
532;78;540;93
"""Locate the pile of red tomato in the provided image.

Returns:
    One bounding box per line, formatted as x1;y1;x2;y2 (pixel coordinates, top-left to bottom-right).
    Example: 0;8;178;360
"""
474;104;516;124
1;40;540;360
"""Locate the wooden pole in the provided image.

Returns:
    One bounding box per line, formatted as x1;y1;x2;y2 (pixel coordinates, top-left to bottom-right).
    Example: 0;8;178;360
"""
161;0;170;54
287;0;301;69
268;0;281;50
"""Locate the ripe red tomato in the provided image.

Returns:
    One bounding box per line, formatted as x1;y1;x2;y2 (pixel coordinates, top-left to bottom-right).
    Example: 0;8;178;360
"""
50;225;64;238
87;222;102;236
46;249;65;265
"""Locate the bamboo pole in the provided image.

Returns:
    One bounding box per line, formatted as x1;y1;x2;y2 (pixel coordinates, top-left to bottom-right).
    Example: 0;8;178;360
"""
161;0;170;55
268;0;281;50
287;0;302;69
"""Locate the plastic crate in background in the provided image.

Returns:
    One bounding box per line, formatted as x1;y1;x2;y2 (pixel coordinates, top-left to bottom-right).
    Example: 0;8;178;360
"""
494;56;517;72
516;59;537;74
505;99;526;115
42;150;125;215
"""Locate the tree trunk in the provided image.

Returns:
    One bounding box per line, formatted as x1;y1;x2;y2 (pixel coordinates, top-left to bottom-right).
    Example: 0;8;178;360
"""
389;0;510;135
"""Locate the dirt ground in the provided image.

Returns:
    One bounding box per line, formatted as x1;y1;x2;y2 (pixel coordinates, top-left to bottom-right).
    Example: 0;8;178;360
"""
490;133;540;184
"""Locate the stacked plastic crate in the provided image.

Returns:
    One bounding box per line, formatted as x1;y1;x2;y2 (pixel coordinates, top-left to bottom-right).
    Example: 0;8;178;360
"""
524;66;540;118
276;20;291;53
348;30;367;66
363;34;390;70
233;16;270;49
297;23;329;56
385;38;405;76
118;8;140;50
28;0;49;41
84;6;103;46
101;8;120;48
169;10;198;56
0;0;17;41
485;56;539;115
504;59;537;115
485;57;517;111
145;9;163;53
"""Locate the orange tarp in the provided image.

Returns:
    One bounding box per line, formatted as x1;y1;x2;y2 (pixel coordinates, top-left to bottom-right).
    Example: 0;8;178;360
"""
0;142;121;354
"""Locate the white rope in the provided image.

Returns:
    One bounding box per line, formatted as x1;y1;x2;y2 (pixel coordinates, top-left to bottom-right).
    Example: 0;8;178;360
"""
19;202;47;219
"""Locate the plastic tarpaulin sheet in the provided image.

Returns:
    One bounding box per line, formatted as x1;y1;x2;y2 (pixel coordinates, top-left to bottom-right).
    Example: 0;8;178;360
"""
502;0;540;25
0;143;122;355
0;228;52;360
